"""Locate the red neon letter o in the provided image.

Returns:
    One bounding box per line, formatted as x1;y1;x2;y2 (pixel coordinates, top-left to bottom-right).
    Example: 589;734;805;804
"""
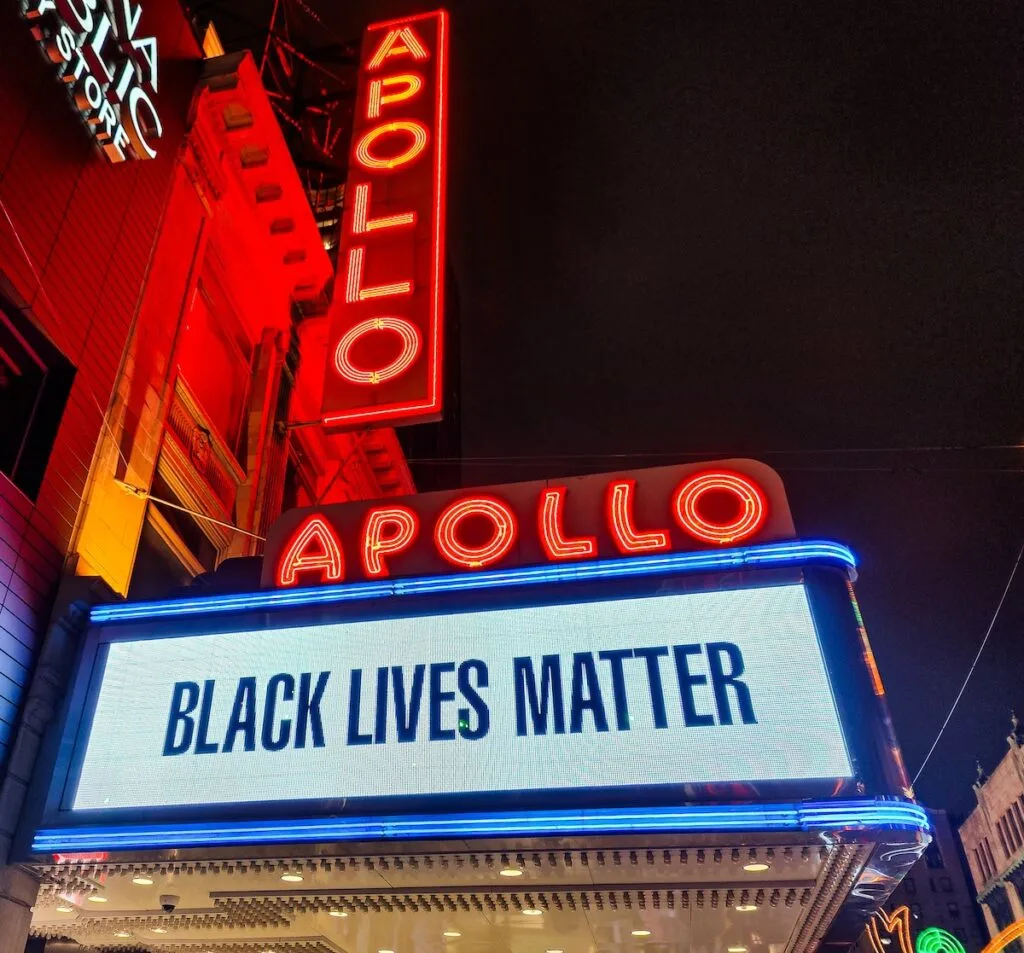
354;120;429;170
434;496;517;569
334;317;422;385
672;471;767;545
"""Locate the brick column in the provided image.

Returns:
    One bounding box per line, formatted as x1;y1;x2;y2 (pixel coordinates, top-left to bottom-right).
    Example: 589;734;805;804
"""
982;901;1000;939
1005;880;1024;922
0;865;38;953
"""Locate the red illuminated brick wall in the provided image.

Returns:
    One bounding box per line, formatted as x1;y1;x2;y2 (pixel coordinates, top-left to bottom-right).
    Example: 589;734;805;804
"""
0;0;201;768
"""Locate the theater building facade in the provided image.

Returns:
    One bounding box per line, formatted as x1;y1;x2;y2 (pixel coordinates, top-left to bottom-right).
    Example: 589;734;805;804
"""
0;5;934;953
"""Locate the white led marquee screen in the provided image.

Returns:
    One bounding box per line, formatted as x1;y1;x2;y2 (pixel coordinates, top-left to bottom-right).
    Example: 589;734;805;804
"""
72;583;852;810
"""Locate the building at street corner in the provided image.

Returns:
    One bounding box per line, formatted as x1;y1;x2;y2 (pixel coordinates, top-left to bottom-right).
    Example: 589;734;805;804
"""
0;0;417;944
959;716;1024;942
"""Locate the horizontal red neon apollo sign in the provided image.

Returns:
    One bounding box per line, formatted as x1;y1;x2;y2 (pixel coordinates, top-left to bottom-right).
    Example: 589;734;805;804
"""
320;10;449;429
261;460;796;589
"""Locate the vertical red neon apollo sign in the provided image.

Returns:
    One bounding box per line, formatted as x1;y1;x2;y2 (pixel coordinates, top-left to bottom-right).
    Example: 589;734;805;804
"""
320;11;449;428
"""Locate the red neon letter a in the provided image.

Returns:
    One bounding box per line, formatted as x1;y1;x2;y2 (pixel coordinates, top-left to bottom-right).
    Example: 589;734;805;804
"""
277;516;345;587
366;25;430;71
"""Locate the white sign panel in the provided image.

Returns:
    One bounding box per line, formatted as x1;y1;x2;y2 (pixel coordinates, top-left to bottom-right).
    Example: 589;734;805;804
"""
72;584;852;810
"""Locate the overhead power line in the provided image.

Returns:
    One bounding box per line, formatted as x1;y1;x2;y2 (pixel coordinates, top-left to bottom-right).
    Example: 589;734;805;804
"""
913;538;1024;786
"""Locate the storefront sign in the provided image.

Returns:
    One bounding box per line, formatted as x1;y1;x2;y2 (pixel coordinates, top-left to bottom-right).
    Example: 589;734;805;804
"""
70;582;850;811
23;0;162;162
263;459;794;587
321;10;449;428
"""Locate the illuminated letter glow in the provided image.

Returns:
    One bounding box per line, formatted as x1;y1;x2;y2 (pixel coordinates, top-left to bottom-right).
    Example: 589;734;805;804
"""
673;471;767;545
334;317;422;385
361;506;419;578
607;480;670;554
354;120;429;171
368;73;424;119
538;487;596;560
434;496;517;569
344;247;413;302
867;907;914;953
351;183;416;234
366;24;429;71
277;516;344;587
915;928;966;953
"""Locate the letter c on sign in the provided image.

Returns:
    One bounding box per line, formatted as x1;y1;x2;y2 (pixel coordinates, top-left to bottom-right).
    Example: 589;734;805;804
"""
434;496;518;569
672;471;767;545
335;317;422;385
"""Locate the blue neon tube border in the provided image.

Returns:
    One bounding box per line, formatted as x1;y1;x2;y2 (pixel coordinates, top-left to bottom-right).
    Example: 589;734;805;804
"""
90;539;857;624
32;800;926;852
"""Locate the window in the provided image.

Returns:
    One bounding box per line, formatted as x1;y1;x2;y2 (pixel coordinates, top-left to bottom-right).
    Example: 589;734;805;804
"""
947;902;961;919
997;820;1011;858
1007;810;1024;850
0;298;75;499
175;277;252;461
940;876;953;892
904;877;917;896
985;838;998;877
127;516;195;601
925;843;944;869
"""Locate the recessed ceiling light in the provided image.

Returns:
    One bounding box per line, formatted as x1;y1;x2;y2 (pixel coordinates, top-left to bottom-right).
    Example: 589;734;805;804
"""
728;946;749;952
736;904;758;912
87;895;108;903
500;866;524;877
743;862;770;872
132;876;154;885
378;948;395;952
523;908;543;916
328;909;348;918
547;948;564;952
281;873;304;883
56;905;73;913
631;930;652;937
113;931;132;938
443;930;462;938
152;927;168;933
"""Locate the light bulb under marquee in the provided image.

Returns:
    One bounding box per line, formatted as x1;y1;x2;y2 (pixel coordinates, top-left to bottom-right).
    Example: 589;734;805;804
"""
56;906;73;913
523;908;543;916
443;931;462;938
499;866;524;877
132;875;154;885
329;910;348;918
152;927;168;934
728;946;749;952
735;905;758;912
743;862;770;872
114;932;132;938
281;873;303;882
87;895;108;903
631;930;651;937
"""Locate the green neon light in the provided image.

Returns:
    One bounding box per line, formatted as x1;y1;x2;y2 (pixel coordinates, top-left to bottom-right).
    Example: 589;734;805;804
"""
916;927;966;953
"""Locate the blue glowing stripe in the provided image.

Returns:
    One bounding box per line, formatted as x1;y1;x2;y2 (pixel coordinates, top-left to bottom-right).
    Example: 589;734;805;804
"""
89;539;857;624
32;800;926;852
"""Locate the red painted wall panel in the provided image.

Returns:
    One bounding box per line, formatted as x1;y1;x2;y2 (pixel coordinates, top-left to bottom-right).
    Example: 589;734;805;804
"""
0;0;202;771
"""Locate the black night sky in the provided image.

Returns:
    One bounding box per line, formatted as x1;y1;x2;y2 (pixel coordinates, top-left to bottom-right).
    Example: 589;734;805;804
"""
228;0;1023;818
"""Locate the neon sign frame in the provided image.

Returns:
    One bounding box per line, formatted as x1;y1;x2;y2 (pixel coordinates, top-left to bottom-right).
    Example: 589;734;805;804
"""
321;10;449;428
